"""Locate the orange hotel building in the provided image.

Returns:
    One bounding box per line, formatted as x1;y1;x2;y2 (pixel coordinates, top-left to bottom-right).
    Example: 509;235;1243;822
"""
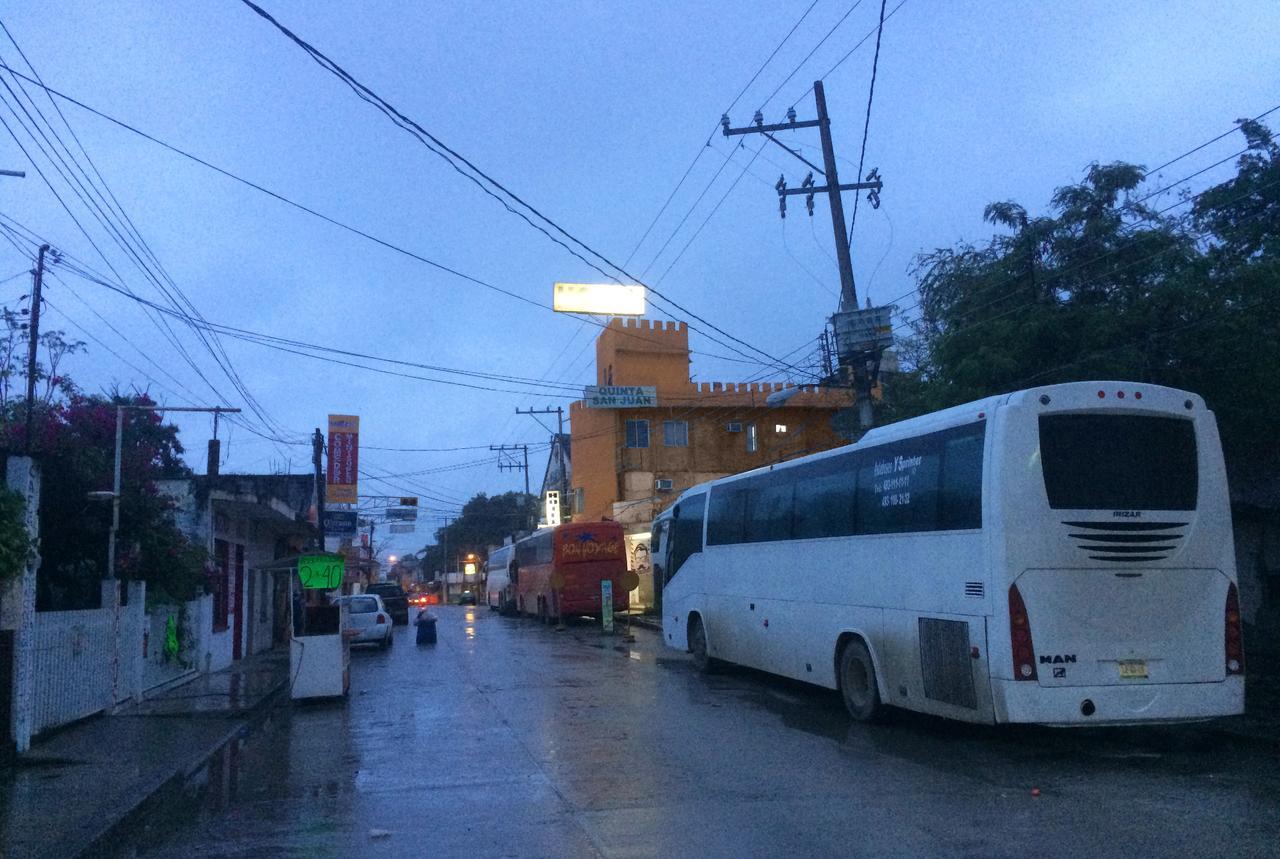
569;318;852;607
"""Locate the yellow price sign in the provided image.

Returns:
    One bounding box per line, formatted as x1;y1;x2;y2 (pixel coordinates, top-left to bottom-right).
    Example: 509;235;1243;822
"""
621;570;640;592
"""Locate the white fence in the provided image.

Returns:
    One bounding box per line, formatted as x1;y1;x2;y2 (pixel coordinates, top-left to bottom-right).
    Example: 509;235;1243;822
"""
29;582;145;735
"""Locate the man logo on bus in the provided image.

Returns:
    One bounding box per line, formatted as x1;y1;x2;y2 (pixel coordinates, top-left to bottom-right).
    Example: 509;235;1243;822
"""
1040;654;1077;665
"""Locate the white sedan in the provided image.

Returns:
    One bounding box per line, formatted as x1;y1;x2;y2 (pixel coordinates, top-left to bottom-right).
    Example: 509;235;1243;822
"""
332;594;394;649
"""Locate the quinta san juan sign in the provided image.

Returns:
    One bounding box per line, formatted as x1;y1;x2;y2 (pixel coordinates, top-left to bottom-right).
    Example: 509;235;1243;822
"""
584;386;657;408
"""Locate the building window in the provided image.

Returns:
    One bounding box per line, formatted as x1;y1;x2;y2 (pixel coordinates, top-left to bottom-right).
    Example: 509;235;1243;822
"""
663;420;689;447
573;487;585;514
774;423;788;433
626;419;649;448
746;423;758;453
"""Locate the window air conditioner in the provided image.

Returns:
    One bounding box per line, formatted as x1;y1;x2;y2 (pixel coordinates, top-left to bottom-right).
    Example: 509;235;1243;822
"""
726;422;743;433
655;478;674;491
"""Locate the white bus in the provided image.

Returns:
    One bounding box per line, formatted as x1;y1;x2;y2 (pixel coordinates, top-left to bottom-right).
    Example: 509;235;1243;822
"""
484;543;515;614
653;381;1244;726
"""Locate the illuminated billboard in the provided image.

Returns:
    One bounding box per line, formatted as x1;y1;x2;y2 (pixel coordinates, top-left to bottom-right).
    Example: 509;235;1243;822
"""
553;282;646;316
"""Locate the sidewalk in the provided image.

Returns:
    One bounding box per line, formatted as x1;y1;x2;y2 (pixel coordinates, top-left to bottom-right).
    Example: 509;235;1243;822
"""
0;649;289;859
615;609;662;633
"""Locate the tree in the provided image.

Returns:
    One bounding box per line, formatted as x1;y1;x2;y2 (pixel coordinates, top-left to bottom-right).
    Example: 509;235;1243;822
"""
891;121;1280;485
419;491;538;574
0;314;206;607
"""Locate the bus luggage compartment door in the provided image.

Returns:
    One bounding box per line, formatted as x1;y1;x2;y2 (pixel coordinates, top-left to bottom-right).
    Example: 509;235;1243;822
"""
884;610;993;722
1014;568;1228;687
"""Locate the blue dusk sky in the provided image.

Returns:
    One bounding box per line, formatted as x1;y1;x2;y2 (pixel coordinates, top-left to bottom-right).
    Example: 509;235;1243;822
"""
1;1;1277;558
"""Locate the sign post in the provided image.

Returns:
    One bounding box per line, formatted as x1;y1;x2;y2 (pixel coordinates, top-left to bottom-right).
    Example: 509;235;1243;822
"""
601;579;614;635
620;569;640;642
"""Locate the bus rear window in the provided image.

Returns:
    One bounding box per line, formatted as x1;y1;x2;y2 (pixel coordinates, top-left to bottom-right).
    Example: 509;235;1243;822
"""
1038;414;1197;510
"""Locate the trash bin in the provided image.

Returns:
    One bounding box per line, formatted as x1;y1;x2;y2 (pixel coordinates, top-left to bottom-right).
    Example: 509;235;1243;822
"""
415;611;437;645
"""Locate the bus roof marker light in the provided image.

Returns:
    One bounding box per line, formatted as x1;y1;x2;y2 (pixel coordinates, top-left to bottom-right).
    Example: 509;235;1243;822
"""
1185;399;1193;410
1097;390;1106;399
1117;391;1125;399
1039;395;1050;405
1134;391;1142;400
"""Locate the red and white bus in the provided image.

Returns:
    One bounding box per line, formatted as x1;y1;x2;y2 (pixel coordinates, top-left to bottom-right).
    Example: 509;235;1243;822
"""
488;521;629;621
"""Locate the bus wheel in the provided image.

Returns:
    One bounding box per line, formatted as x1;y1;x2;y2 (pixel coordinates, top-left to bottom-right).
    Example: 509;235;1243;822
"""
838;638;882;722
689;616;716;674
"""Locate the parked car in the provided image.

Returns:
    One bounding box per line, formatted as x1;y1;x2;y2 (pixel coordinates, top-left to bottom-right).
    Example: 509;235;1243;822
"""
458;589;477;606
332;594;393;649
367;583;410;625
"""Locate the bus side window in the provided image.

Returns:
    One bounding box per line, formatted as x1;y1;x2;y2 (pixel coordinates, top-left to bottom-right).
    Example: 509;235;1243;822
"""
668;494;706;583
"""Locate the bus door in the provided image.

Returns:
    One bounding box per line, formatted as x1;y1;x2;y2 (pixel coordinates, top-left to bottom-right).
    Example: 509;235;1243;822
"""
652;517;670;615
658;494;706;650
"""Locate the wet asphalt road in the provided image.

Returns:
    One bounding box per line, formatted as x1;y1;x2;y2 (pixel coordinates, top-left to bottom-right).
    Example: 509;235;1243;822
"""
113;605;1280;858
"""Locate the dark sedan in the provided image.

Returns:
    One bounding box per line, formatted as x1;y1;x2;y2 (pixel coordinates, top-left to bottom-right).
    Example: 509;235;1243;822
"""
367;583;410;625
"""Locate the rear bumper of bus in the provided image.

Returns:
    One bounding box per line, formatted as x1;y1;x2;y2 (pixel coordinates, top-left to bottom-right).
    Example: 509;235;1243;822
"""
991;676;1244;726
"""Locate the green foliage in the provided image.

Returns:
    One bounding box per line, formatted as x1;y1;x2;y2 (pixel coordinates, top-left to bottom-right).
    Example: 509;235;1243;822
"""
895;121;1280;485
419;491;538;572
0;337;205;606
0;486;32;581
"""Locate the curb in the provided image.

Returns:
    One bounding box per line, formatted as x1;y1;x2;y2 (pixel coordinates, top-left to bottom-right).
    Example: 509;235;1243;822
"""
74;676;289;858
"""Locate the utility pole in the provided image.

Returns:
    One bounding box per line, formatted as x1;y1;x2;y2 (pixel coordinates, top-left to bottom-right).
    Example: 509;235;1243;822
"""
440;517;450;605
516;407;568;515
313;428;326;548
722;81;882;312
491;444;530;496
723;81;889;429
23;244;50;452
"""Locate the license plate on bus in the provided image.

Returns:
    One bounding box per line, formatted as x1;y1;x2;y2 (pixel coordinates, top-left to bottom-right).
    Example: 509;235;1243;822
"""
1118;660;1148;680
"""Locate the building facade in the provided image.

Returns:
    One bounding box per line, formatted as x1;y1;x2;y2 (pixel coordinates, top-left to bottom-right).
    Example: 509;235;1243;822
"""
159;474;316;672
570;318;852;607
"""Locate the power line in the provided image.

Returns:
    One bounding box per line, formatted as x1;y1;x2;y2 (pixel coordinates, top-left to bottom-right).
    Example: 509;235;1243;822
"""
624;0;821;270
895;174;1280;347
794;0;911;109
847;0;888;244
759;0;866;112
236;0;802;375
0;33;297;447
0;62;795;376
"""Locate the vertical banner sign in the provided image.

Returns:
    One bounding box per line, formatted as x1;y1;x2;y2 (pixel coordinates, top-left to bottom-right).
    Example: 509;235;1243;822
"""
544;490;561;528
326;414;359;504
601;579;614;633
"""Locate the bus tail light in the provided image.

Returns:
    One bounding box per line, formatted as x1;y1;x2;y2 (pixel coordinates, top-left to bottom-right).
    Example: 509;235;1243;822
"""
1009;584;1037;681
1225;583;1245;676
